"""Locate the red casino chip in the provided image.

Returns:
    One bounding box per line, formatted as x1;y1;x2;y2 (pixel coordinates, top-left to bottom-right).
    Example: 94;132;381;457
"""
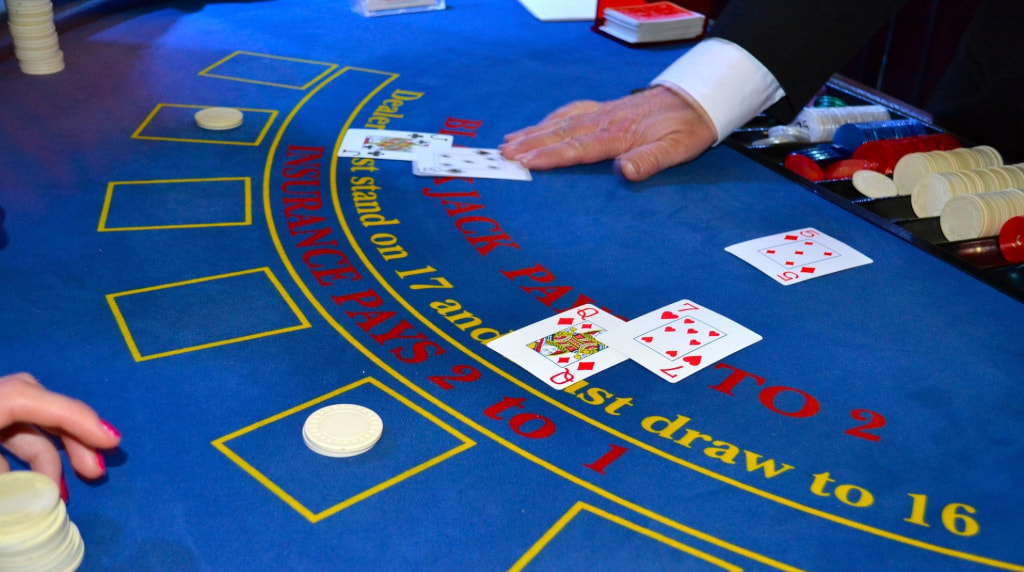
998;216;1024;264
822;159;881;180
852;133;961;175
783;153;825;182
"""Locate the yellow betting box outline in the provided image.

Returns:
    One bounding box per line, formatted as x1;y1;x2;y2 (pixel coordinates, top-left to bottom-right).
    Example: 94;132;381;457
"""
211;376;476;523
199;51;338;90
106;267;311;362
510;501;742;572
132;104;277;146
97;177;252;231
260;67;801;572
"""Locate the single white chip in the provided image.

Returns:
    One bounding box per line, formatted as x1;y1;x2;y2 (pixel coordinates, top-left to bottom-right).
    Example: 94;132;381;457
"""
851;170;898;199
194;107;244;131
302;404;383;458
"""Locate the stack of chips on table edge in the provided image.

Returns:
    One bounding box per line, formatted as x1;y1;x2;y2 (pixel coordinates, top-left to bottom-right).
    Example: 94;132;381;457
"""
0;471;84;571
5;0;65;75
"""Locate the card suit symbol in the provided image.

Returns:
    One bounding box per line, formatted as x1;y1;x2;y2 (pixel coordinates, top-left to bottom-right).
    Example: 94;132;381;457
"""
785;260;795;266
557;356;570;364
683;318;695;324
801;266;816;274
824;251;834;256
687;328;697;334
689;339;701;346
709;331;720;337
666;350;678;357
683;356;701;366
576;361;596;371
766;249;776;254
784;234;798;241
641;336;654;343
805;241;814;245
581;323;594;330
795;250;804;255
664;326;676;332
557;317;574;325
661;311;678;320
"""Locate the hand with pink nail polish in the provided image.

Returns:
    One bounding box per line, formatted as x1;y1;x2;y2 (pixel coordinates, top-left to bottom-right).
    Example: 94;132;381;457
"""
0;372;121;489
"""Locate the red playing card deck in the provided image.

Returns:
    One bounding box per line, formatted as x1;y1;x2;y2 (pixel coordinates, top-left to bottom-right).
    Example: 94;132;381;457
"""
594;0;710;46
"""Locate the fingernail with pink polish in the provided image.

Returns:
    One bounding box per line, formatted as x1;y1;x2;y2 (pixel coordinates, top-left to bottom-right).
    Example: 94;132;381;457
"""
95;452;107;472
100;419;121;438
60;476;69;503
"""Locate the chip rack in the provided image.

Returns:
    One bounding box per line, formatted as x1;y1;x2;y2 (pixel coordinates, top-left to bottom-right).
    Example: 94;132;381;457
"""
726;75;1024;304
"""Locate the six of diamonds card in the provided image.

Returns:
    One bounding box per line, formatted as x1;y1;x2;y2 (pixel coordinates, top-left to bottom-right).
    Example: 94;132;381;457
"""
725;227;872;285
601;299;762;383
487;304;628;390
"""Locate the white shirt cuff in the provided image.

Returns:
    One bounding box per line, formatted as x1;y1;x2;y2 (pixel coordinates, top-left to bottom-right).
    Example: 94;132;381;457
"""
651;37;786;145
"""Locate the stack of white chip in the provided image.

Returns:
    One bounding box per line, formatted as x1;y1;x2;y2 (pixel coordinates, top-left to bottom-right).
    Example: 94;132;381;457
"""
5;0;65;75
0;471;84;572
911;163;1024;217
302;404;383;458
765;105;891;144
893;146;1003;196
940;188;1024;241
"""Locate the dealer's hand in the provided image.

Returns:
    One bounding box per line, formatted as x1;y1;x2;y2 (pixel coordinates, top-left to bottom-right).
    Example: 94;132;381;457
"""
500;85;718;182
0;372;121;497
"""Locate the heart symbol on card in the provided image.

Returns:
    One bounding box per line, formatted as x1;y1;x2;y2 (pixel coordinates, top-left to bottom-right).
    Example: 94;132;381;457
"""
661;311;678;320
684;318;695;324
709;331;720;337
687;328;697;334
689;340;701;346
664;326;676;332
666;350;678;357
683;356;701;366
641;336;654;343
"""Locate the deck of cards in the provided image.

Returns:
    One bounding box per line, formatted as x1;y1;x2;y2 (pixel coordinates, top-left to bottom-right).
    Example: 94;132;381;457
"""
339;128;531;181
599;2;705;44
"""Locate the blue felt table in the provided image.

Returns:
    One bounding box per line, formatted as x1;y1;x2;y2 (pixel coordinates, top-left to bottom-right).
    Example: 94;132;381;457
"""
1;1;1022;570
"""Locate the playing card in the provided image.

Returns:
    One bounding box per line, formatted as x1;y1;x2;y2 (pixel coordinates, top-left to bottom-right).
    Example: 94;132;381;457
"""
602;299;761;383
412;147;532;181
725;228;872;286
487;304;627;389
339;129;453;161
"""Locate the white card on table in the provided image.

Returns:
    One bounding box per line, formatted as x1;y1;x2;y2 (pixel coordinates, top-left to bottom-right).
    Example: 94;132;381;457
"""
338;129;453;160
487;304;627;390
724;227;872;286
412;147;532;181
603;299;761;383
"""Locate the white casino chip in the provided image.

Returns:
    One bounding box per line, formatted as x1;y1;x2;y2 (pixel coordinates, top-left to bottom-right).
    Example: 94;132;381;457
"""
303;404;383;458
194;107;244;131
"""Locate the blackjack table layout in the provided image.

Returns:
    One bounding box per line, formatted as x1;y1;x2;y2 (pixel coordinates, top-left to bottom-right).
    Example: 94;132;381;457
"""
2;1;1023;570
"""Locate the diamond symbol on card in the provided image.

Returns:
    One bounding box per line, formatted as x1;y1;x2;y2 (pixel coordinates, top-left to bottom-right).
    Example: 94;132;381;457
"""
801;266;816;274
766;249;776;254
576;361;596;371
785;260;795;266
784;235;798;241
795;250;804;255
557;317;574;325
557;356;570;364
